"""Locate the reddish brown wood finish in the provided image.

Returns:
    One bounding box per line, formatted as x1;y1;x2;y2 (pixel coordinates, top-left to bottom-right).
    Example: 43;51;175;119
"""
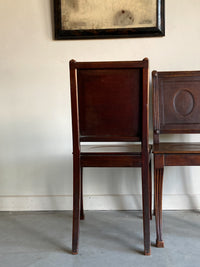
149;155;152;220
70;59;151;255
80;167;84;220
152;70;200;248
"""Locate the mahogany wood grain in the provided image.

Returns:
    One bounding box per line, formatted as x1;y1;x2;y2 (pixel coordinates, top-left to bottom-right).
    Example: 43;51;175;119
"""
164;154;200;166
149;157;152;220
152;70;200;248
80;167;84;220
154;143;200;153
70;59;151;255
154;165;164;248
81;144;147;154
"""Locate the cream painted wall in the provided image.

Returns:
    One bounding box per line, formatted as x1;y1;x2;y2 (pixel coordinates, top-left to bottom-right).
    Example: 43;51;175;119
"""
0;0;200;210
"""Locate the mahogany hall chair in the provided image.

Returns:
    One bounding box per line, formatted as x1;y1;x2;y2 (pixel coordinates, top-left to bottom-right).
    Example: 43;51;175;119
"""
152;70;200;248
70;58;151;255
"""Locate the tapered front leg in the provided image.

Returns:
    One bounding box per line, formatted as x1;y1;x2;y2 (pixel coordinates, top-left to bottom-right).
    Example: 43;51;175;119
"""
154;154;164;248
72;156;81;255
80;167;85;220
142;160;151;255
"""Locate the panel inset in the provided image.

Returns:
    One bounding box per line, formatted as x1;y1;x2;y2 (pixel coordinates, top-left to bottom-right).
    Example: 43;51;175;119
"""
157;74;200;133
173;90;194;117
77;68;142;141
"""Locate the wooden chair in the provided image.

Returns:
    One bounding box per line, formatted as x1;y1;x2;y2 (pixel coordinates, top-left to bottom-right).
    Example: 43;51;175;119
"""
152;70;200;248
70;58;151;255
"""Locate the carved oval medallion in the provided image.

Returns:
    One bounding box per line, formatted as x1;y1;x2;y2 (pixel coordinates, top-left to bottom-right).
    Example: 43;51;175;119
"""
173;90;194;116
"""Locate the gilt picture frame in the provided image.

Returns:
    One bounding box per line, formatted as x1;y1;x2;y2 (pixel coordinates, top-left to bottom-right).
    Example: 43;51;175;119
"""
54;0;165;40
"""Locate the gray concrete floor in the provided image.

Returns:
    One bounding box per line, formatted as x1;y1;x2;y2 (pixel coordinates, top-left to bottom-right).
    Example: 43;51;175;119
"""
0;211;199;267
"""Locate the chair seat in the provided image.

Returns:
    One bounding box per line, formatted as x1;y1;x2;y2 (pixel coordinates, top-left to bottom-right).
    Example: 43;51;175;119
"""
153;142;200;154
81;144;152;154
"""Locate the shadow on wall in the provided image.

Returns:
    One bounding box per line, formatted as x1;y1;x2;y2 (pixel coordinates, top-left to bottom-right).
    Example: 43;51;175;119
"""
37;0;55;40
50;0;55;39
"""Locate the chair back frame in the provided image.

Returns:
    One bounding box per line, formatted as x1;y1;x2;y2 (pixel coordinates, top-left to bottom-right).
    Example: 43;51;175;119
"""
70;59;149;156
153;70;200;144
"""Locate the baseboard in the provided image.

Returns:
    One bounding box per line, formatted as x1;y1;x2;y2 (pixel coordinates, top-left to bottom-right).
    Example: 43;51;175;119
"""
0;194;200;211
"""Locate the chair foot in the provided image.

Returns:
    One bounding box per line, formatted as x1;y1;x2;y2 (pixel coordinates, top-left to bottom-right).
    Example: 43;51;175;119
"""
80;213;85;220
72;250;78;255
144;249;151;256
156;240;164;248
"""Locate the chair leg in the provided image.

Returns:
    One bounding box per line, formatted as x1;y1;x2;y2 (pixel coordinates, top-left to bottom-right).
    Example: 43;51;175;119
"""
149;159;152;220
153;174;156;216
72;157;81;255
80;167;85;220
154;166;164;248
142;162;151;256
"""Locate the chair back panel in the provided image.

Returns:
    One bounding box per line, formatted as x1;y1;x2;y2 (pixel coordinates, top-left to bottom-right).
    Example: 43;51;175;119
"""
77;68;142;141
70;60;148;143
153;71;200;135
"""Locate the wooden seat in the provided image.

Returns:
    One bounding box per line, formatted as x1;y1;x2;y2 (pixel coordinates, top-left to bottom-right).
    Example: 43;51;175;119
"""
153;143;200;154
70;59;151;255
81;144;151;154
81;144;152;167
152;70;200;248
